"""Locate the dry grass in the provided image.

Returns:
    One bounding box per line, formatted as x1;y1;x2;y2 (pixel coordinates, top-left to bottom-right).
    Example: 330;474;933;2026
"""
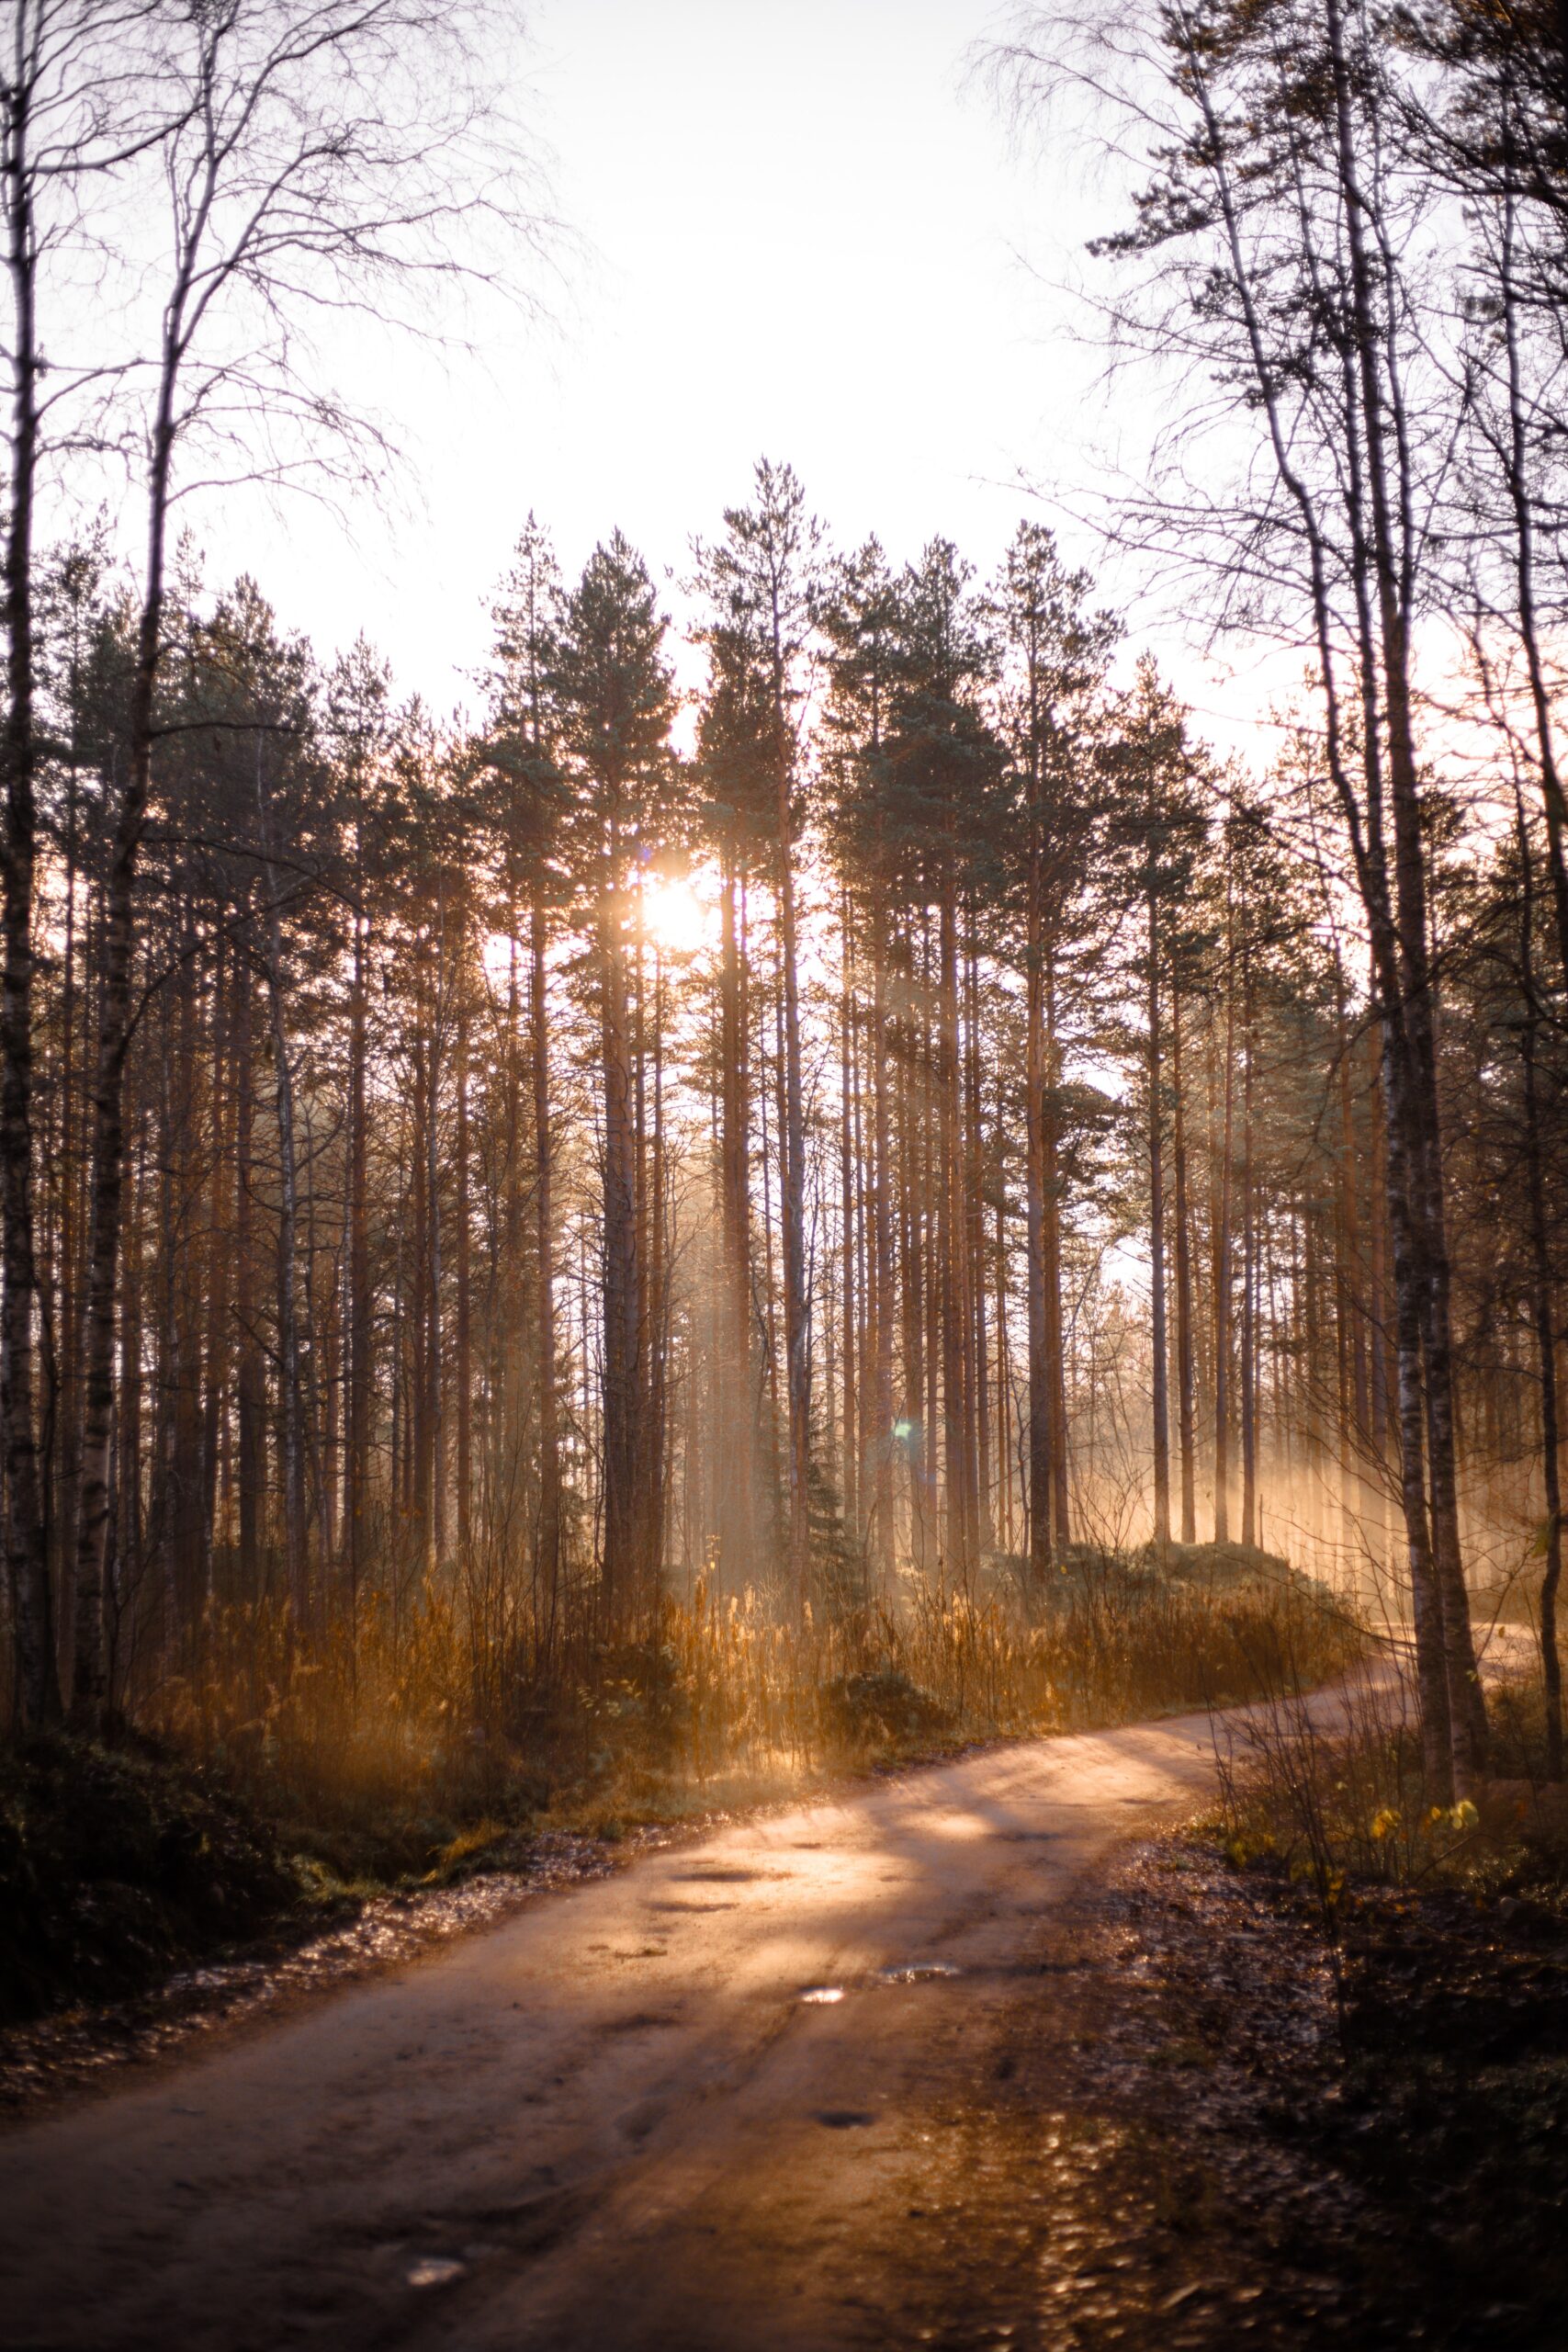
1211;1645;1568;1924
142;1552;1366;1873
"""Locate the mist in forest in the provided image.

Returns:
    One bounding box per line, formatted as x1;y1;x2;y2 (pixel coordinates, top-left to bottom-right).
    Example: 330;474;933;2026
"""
2;6;1567;2344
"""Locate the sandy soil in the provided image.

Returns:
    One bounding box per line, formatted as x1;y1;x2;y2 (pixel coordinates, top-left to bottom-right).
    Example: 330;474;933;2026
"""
0;1684;1387;2352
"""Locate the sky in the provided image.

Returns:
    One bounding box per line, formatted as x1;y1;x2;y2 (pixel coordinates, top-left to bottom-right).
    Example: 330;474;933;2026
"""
220;0;1134;722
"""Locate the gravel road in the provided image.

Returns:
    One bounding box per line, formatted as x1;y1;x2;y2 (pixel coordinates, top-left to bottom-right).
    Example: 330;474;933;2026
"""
0;1686;1382;2352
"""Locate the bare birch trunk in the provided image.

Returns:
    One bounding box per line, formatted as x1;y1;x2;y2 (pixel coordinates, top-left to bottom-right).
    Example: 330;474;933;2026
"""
1;47;53;1723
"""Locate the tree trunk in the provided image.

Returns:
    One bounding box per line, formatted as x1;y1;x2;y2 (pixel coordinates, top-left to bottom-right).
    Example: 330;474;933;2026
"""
1498;154;1568;1000
600;861;640;1628
939;875;969;1574
1147;893;1170;1548
73;390;176;1716
235;944;264;1601
870;890;895;1578
1324;0;1483;1788
1043;953;1070;1549
776;790;810;1614
1025;805;1052;1577
531;894;561;1636
3;43;55;1724
716;849;755;1585
345;905;369;1634
1213;935;1235;1546
1239;965;1257;1550
840;906;857;1538
1171;985;1197;1544
1516;796;1562;1776
259;785;307;1627
456;994;472;1559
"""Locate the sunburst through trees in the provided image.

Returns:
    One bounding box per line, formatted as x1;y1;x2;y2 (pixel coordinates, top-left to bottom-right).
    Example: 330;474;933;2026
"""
6;468;1561;1809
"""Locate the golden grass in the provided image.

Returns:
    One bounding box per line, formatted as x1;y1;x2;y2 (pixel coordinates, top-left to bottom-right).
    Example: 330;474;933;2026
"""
145;1556;1366;1869
1211;1656;1568;1910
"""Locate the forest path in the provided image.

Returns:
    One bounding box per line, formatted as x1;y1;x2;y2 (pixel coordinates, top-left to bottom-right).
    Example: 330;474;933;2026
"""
1;1679;1382;2352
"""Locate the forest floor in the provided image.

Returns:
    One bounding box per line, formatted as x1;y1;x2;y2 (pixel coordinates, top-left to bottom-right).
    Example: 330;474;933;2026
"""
6;1670;1562;2352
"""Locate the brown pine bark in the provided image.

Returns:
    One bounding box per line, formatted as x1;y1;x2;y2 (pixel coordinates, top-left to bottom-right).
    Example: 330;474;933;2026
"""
600;854;641;1628
345;899;370;1632
456;993;472;1560
1239;964;1258;1551
73;368;177;1714
776;779;810;1615
1024;727;1052;1577
1147;892;1171;1549
939;876;968;1574
531;893;561;1634
840;909;857;1537
258;792;307;1625
1043;954;1070;1550
967;925;991;1557
1515;796;1562;1776
1213;929;1236;1547
425;945;443;1573
233;941;264;1601
1171;986;1198;1544
870;891;895;1579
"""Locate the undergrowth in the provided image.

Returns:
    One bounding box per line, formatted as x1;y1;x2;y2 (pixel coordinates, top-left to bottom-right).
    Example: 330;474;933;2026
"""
2;1543;1360;2027
148;1542;1359;1845
0;1736;296;2028
1200;1649;1568;2349
1212;1648;1568;1919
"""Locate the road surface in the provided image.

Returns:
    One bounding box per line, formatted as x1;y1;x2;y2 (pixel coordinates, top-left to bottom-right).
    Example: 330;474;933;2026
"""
0;1685;1384;2352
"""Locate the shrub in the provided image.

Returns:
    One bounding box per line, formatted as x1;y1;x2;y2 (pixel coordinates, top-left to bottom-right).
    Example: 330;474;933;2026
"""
0;1734;293;2025
819;1668;953;1754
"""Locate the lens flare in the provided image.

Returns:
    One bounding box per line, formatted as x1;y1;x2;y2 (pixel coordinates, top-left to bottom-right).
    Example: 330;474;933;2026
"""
641;874;710;957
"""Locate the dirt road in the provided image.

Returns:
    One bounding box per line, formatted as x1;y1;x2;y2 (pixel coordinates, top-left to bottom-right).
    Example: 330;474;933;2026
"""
0;1691;1375;2352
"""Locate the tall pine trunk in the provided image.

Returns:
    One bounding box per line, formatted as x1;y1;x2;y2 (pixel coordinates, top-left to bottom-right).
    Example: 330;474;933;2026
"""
1024;808;1052;1577
1516;797;1562;1776
776;795;810;1613
531;895;561;1636
345;908;370;1634
600;863;641;1627
259;785;307;1626
1171;986;1197;1544
73;391;176;1716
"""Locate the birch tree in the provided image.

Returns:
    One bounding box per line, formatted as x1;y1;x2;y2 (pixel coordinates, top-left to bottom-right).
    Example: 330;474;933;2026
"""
71;0;544;1719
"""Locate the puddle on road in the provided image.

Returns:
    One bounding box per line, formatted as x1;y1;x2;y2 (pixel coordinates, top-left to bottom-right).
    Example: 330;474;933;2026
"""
815;2109;876;2129
876;1962;963;1985
671;1868;780;1884
645;1900;739;1914
799;1985;845;2005
406;2256;468;2290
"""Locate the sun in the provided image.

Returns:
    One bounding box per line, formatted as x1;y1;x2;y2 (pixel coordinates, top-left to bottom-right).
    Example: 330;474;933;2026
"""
640;872;712;958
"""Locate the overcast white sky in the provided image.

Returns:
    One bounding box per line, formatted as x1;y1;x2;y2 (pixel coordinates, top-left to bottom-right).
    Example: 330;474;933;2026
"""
209;0;1150;718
